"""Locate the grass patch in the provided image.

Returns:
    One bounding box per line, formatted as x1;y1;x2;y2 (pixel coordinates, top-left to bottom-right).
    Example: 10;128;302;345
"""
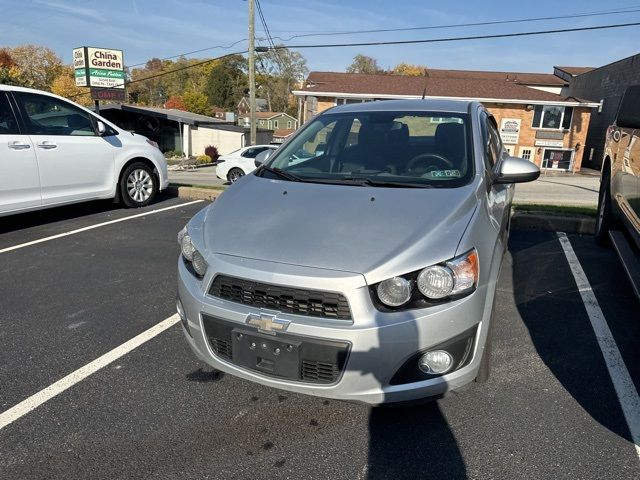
170;182;226;191
513;203;597;217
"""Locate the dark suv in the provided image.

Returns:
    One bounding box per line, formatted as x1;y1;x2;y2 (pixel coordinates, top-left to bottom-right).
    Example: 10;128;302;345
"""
595;85;640;296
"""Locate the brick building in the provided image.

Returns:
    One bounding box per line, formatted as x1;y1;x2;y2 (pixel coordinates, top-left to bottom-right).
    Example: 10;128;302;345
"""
293;69;599;172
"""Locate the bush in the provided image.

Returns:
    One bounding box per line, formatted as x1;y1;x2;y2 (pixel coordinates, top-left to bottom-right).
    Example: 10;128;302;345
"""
196;154;212;164
164;150;184;159
204;145;220;162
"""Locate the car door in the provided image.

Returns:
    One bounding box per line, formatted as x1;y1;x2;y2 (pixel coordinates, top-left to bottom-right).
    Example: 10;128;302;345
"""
0;92;41;214
14;91;114;205
481;112;511;246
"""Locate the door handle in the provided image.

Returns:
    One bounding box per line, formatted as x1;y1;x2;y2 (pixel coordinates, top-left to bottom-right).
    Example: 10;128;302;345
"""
8;141;31;150
37;141;58;150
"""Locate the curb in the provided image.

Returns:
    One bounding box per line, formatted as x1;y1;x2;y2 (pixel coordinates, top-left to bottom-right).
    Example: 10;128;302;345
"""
511;211;595;234
174;186;224;202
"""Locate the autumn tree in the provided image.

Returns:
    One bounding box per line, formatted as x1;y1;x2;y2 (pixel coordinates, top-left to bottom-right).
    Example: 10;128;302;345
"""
0;49;24;86
346;54;382;74
393;62;427;76
165;95;187;110
183;91;210;115
8;45;63;91
50;66;92;106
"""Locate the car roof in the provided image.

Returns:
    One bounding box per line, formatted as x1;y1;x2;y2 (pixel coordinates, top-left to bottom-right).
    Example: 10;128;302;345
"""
326;99;474;114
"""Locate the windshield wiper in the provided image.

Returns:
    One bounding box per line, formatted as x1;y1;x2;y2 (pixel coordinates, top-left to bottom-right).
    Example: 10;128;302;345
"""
257;165;302;182
340;177;433;188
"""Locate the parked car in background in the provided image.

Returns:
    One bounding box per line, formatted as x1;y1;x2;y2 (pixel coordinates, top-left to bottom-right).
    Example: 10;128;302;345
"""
595;85;640;297
177;100;540;404
215;144;278;183
0;85;168;217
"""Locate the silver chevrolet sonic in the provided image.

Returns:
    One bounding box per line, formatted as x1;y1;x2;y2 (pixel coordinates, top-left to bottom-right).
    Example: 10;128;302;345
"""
176;100;539;405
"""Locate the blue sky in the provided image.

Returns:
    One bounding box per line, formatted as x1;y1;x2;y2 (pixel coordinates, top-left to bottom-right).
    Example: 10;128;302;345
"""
2;0;640;74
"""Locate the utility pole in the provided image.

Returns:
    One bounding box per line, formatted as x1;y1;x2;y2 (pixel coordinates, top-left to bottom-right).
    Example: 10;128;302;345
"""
248;0;256;146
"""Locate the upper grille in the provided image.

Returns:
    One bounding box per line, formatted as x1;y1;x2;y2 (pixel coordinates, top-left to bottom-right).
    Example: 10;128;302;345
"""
209;275;352;320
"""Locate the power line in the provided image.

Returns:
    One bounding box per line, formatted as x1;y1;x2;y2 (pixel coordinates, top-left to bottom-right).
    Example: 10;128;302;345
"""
266;6;640;42
127;39;249;69
269;21;640;50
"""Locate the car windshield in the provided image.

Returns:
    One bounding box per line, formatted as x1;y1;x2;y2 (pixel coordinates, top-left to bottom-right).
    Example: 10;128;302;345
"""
261;110;473;188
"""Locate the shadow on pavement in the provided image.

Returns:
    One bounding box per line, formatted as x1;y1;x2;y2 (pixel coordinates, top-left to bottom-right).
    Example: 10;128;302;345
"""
0;192;177;235
510;230;635;443
367;403;466;479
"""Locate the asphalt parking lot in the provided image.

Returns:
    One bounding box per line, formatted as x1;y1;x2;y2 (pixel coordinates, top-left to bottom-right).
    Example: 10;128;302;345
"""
1;194;639;480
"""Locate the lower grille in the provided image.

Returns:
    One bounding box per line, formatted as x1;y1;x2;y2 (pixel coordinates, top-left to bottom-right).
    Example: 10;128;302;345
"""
209;275;352;320
210;338;233;360
302;360;339;383
202;314;350;385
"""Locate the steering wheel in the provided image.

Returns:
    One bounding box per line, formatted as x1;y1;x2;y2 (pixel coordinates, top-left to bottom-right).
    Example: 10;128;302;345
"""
406;153;453;175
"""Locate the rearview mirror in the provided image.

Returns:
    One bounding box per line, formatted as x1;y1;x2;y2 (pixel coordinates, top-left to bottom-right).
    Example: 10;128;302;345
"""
254;149;273;168
96;120;107;136
494;156;540;184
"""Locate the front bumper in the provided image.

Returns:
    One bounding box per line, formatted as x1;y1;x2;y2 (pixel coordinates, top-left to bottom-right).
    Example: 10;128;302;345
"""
178;254;494;405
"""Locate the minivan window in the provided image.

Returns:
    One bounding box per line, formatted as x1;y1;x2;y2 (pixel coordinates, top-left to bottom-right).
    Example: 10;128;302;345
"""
16;92;96;136
263;111;472;187
0;94;19;134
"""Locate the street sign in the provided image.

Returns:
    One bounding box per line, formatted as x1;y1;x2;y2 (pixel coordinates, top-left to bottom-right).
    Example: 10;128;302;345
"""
90;88;126;101
74;47;125;89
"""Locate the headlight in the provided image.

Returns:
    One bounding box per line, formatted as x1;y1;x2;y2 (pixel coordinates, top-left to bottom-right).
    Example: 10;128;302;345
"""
177;226;208;278
374;248;479;309
377;276;412;307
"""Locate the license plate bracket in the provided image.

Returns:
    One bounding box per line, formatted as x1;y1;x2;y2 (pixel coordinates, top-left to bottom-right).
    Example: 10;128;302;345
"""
232;328;301;380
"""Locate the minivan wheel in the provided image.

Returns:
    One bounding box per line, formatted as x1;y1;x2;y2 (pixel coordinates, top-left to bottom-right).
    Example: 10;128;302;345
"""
595;174;615;246
120;162;158;208
227;168;244;183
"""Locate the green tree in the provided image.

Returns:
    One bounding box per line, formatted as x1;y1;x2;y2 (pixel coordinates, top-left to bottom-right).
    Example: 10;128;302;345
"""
8;45;64;91
257;46;307;115
346;54;382;74
205;54;247;109
183;91;210;115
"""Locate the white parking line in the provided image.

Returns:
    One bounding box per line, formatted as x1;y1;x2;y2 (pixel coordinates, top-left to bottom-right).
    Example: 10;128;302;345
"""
558;232;640;461
0;200;204;255
0;314;180;431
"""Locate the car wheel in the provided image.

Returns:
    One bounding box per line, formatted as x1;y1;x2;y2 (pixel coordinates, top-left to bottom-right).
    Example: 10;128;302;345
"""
227;168;244;183
595;173;615;246
120;162;158;208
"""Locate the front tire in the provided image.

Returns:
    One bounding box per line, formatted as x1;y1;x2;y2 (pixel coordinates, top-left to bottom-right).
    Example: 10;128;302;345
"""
120;162;158;208
227;167;244;183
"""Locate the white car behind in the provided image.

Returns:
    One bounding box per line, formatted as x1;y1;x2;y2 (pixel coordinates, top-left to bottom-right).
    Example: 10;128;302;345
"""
0;85;168;217
216;145;278;183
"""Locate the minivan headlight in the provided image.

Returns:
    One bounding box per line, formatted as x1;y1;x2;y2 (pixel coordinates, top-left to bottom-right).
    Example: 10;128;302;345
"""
373;248;478;309
178;226;208;278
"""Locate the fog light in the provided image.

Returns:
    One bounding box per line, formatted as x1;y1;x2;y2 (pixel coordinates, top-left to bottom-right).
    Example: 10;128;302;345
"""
418;350;453;374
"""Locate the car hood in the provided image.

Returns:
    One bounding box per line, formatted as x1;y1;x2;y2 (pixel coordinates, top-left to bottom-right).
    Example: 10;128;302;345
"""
202;176;479;282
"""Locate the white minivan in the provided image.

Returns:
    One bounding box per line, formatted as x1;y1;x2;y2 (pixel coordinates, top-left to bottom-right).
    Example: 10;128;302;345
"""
0;85;169;217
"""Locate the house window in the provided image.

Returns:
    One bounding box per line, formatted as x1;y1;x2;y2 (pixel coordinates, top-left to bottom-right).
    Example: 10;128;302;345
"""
274;120;278;128
287;120;292;129
259;120;264;126
519;147;534;161
532;105;573;130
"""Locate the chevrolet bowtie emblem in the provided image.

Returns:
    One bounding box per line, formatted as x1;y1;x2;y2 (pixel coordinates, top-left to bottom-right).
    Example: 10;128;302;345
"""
246;312;290;334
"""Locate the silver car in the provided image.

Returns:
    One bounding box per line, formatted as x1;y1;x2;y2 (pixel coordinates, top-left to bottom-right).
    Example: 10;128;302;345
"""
176;100;539;405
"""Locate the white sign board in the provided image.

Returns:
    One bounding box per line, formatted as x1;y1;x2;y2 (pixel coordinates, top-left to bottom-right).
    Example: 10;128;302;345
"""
499;118;521;145
74;47;125;89
535;139;564;147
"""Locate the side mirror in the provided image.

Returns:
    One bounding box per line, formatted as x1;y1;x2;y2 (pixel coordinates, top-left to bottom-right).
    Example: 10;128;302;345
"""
494;156;540;184
254;149;273;168
96;120;107;136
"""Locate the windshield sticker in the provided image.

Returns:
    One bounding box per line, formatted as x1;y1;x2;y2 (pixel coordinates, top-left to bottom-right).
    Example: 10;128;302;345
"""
423;170;462;178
